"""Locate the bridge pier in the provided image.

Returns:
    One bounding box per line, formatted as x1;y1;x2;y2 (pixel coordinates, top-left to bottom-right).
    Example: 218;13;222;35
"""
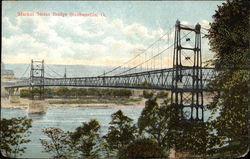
28;100;46;114
8;88;20;103
27;60;46;114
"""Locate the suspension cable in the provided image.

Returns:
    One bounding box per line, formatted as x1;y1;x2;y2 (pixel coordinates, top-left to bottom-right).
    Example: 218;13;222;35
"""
20;64;30;78
201;27;209;31
46;65;63;77
116;31;193;75
44;72;54;78
98;25;175;77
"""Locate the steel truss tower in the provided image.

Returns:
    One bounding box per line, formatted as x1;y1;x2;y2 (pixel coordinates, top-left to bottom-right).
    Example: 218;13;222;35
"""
30;59;44;100
171;20;204;122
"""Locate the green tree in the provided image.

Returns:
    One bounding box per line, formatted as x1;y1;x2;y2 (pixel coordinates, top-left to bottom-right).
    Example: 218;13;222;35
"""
104;110;137;153
70;119;101;158
170;121;212;156
20;89;30;97
99;138;116;158
118;138;166;159
206;0;249;156
0;117;32;158
138;95;214;156
138;96;171;149
55;87;70;97
142;90;153;99
156;91;169;98
40;127;74;159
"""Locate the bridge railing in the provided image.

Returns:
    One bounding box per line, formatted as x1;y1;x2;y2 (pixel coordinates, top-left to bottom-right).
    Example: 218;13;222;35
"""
10;79;31;87
5;68;216;91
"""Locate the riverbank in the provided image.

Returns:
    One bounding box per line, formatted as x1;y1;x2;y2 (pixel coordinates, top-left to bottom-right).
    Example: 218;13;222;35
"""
1;97;146;110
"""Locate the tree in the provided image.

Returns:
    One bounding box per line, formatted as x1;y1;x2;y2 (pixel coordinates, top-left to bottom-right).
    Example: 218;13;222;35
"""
104;110;137;153
142;90;153;99
170;121;213;156
40;127;74;159
118;138;166;158
55;87;70;97
138;95;214;156
70;119;101;158
138;96;171;149
156;91;169;98
206;0;249;156
0;117;32;158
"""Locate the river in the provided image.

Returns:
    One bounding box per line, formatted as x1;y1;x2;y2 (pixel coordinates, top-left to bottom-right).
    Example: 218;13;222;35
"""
2;103;214;158
2;106;143;158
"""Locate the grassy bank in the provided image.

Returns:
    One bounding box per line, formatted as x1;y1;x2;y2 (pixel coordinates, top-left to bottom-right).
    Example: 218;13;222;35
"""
20;87;133;98
47;97;142;105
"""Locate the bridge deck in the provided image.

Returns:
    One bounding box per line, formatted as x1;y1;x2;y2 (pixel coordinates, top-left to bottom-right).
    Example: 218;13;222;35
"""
5;68;216;91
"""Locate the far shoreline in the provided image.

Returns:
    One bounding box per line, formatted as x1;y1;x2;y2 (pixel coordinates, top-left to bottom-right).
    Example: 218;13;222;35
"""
1;97;146;110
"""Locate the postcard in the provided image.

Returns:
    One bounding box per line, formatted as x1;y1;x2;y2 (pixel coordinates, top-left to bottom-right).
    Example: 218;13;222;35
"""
1;0;249;158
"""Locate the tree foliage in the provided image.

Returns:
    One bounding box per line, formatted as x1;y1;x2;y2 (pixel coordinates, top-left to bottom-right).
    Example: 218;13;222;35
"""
40;127;74;159
0;117;32;158
207;0;249;70
118;138;166;159
142;90;153;99
20;87;132;98
70;119;101;158
138;95;214;156
138;96;172;149
104;110;137;152
206;0;250;156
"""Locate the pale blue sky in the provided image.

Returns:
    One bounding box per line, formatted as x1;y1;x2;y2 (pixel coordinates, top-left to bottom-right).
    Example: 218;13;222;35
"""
2;1;224;67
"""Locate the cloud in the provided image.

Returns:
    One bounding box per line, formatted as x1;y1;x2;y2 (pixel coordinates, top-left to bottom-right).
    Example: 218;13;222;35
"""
2;15;210;67
181;20;190;26
2;17;19;37
200;20;210;29
2;34;50;56
123;23;151;39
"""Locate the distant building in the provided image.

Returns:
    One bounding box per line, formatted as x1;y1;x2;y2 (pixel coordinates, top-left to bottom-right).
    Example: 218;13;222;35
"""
1;61;14;77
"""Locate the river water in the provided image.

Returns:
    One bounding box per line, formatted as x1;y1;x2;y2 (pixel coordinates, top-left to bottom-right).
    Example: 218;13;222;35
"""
2;104;213;158
1;106;143;158
2;64;214;158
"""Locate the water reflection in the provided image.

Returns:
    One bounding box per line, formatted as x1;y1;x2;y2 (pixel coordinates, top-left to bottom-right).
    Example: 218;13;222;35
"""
28;112;46;120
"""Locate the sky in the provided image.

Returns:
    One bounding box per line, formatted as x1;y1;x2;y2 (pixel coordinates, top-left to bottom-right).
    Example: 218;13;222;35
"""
2;1;224;67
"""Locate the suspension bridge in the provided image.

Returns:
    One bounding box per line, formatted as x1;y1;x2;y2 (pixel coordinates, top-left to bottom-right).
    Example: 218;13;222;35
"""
5;20;216;122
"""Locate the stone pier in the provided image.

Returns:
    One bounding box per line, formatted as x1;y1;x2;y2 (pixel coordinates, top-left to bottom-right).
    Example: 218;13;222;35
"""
9;95;20;103
8;88;20;103
28;100;46;114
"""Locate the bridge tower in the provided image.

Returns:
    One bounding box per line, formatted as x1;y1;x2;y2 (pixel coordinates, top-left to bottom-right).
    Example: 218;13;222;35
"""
171;20;203;122
30;60;45;100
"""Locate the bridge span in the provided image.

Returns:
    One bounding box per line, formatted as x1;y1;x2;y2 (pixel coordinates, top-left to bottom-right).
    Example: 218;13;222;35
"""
4;20;217;122
5;67;215;91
